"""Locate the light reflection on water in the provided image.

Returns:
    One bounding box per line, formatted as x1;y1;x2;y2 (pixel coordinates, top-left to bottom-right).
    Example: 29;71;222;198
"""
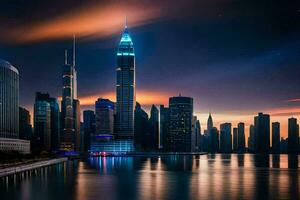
1;154;299;200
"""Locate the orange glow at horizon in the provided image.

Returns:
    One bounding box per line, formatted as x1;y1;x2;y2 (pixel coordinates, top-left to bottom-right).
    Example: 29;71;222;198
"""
3;2;165;43
78;90;170;106
26;93;300;141
268;107;300;116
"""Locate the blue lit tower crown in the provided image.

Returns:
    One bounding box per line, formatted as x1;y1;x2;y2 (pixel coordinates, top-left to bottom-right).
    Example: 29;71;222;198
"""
115;21;136;138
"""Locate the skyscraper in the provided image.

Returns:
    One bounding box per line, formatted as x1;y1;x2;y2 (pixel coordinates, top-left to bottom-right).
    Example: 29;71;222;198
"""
49;97;60;151
193;117;201;152
248;124;255;152
95;98;115;135
220;123;232;153
209;127;219;153
83;110;95;152
61;36;80;152
134;102;149;151
233;127;238;152
34;95;51;151
159;105;169;150
73;99;81;152
0;59;19;139
19;107;32;140
254;112;270;154
148;105;159;150
0;60;30;154
207;113;213;133
237;122;246;153
272;122;280;154
115;21;135;138
288;117;299;154
169;96;193;152
34;92;60;152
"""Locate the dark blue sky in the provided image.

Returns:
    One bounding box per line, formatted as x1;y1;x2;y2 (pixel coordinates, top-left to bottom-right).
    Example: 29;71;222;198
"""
0;0;300;135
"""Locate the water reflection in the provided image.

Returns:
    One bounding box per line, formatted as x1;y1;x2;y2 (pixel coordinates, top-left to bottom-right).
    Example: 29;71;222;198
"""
272;155;280;168
0;154;299;200
288;154;298;169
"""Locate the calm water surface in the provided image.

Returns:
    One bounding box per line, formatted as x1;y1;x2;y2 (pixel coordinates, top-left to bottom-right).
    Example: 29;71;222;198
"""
1;154;299;200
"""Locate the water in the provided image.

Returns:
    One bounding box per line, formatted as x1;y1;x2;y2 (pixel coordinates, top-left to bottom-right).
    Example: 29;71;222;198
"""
1;154;299;200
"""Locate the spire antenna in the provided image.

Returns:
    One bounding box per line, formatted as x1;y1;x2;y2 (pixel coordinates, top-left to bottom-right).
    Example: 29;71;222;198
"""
125;15;128;28
64;49;68;65
73;34;76;67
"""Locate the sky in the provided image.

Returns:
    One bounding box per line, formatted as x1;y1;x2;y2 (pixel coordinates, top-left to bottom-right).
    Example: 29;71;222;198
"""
0;0;300;140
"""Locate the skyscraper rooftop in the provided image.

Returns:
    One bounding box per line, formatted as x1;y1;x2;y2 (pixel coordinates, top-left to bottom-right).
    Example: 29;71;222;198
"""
0;59;19;74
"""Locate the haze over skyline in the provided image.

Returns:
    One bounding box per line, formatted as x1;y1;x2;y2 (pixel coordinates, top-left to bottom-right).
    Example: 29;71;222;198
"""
0;0;300;138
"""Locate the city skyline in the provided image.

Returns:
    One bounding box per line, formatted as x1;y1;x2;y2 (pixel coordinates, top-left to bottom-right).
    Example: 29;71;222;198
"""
0;1;299;139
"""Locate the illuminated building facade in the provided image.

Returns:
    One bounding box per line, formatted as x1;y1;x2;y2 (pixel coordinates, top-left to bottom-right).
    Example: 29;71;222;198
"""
61;36;80;151
168;96;193;152
115;21;135;139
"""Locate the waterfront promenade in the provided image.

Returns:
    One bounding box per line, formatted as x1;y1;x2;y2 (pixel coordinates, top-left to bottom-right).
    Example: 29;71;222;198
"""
0;157;67;178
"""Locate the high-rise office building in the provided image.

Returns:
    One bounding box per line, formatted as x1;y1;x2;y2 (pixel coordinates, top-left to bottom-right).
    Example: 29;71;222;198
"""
248;124;255;152
220;123;232;153
254;112;270;154
233;127;238;152
61;36;80;152
209;127;219;153
134;102;149;151
193;117;201;152
191;116;197;152
34;92;60;151
288;117;299;154
0;59;19;139
237;122;246;153
159;105;169;150
95;98;114;135
207;113;213;134
83;110;95;152
148;105;159;150
272;122;280;154
19;107;32;140
169;96;193;152
73;99;81;152
50;97;60;152
280;137;288;154
115;21;135;138
34;97;51;151
0;60;30;154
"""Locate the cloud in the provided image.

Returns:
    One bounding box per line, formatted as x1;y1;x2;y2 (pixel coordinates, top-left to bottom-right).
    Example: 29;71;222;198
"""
268;107;300;117
0;0;232;43
1;1;167;43
286;99;300;103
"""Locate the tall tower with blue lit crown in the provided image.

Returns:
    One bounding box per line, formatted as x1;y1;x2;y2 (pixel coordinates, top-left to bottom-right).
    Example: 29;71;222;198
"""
115;18;136;138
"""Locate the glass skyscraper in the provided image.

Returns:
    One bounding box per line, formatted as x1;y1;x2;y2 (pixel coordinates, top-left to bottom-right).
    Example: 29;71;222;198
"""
115;22;135;138
168;96;193;152
33;92;60;152
34;99;51;151
0;59;19;139
95;98;115;135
